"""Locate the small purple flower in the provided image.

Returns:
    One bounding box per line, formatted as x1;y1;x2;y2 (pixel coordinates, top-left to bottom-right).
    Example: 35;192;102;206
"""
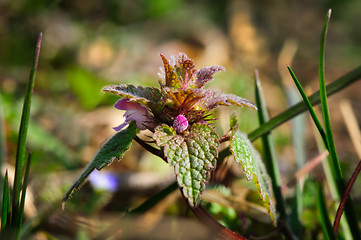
113;98;155;131
89;171;118;192
173;114;189;132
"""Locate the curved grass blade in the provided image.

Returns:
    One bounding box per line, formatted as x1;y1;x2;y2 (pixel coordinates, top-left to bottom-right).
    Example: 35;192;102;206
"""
62;121;136;208
12;33;42;229
287;66;327;147
317;184;336;240
288;56;354;240
318;10;360;238
248;65;361;142
254;71;286;221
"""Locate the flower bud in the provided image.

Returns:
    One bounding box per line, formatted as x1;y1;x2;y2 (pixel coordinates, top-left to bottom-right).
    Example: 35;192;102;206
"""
173;114;188;132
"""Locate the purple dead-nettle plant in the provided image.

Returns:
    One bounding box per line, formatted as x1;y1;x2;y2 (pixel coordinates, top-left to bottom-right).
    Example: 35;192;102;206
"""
63;53;276;223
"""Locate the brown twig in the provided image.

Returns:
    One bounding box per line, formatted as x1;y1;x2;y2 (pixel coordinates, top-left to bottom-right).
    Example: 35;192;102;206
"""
333;160;361;234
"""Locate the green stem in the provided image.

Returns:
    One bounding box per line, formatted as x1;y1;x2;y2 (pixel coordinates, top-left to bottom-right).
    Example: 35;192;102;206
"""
317;184;336;240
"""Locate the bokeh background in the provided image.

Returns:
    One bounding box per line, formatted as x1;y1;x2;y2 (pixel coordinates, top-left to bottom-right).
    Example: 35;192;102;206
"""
1;0;361;239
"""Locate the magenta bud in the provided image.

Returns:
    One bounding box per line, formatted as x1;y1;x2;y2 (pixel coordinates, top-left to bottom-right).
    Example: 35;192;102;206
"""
173;114;188;132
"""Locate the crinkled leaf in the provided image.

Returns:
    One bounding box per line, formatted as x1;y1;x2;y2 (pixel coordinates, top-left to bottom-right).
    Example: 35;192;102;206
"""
103;84;165;106
160;54;182;88
230;130;276;223
202;90;257;110
154;123;219;207
194;65;225;88
163;88;205;109
62;121;136;206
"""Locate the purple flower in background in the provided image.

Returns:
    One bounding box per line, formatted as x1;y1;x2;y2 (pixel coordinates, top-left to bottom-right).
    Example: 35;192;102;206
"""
89;171;118;192
113;98;155;131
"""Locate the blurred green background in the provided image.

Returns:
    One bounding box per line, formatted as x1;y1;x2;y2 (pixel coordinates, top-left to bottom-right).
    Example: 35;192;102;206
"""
1;0;361;239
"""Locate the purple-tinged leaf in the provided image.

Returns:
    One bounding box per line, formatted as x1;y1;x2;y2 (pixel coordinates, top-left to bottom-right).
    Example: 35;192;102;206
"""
194;66;225;88
230;130;276;223
154;123;219;207
201;90;257;110
103;84;165;105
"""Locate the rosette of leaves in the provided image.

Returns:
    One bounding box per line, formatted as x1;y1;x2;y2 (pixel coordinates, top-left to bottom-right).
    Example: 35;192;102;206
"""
63;53;275;222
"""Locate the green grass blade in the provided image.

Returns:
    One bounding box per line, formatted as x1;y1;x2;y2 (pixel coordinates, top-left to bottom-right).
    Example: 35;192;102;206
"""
254;71;286;220
318;10;360;238
0;93;5;185
248;65;361;142
11;33;42;228
1;171;10;232
0;92;5;206
283;74;307;235
287;66;327;147
16;153;32;239
287;65;354;239
317;184;336;240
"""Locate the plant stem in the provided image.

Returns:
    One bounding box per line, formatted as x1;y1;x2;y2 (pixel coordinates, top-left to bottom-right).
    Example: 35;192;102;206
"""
333;160;361;234
190;203;247;240
134;135;165;162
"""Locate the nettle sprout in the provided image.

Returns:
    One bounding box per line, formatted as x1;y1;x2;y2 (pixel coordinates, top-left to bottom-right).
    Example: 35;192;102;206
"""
63;53;275;224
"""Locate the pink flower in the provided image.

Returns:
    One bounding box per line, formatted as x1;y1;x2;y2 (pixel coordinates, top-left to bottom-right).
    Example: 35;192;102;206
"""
173;114;188;132
113;98;154;131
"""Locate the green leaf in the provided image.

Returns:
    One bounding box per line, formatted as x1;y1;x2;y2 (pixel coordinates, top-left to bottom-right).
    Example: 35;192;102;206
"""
17;153;32;234
318;10;360;238
154;123;219;207
1;171;10;232
254;73;286;221
62;121;136;207
103;84;165;106
229;112;238;130
316;184;336;240
248;65;361;142
230;130;276;223
12;33;42;229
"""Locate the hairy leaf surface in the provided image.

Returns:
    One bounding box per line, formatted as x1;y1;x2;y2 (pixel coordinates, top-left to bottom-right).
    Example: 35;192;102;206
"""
230;130;276;223
201;90;257;110
103;84;165;105
62;121;136;206
154;123;219;207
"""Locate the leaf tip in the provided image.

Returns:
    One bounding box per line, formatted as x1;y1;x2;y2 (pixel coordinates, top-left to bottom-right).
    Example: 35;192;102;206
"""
327;9;332;17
